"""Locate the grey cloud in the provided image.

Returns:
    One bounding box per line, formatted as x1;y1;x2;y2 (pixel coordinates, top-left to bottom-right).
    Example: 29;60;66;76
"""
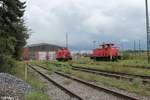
24;0;148;50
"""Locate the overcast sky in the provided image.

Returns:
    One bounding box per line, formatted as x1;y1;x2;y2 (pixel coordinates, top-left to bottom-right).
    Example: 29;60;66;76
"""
23;0;149;50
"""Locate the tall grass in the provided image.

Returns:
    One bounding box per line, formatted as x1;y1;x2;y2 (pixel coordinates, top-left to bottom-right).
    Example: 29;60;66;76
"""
12;61;49;100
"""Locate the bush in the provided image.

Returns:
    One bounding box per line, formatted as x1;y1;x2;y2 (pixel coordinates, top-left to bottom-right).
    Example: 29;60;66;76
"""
0;55;16;74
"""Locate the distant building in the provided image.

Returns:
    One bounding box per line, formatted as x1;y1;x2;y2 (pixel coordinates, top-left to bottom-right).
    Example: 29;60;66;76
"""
23;43;63;60
27;43;62;51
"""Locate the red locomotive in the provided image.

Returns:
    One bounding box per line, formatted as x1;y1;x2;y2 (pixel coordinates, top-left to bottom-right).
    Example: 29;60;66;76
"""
56;48;72;61
91;43;120;61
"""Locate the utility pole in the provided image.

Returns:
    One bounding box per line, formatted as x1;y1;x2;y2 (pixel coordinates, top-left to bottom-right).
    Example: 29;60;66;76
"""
93;40;96;61
121;42;124;52
66;33;68;49
0;1;3;7
139;40;141;53
25;63;27;81
145;0;150;63
93;41;96;49
134;40;136;54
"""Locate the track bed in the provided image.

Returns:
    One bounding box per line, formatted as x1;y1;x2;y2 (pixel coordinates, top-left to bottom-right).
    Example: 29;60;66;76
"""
30;64;140;100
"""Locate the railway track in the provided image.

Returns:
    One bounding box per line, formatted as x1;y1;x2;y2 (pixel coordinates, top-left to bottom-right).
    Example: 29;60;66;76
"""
53;63;150;84
71;65;150;79
71;65;150;84
28;64;84;100
123;65;150;70
35;64;139;100
53;61;150;70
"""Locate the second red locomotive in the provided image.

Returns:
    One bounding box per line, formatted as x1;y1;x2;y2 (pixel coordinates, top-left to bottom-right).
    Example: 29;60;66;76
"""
56;48;72;61
91;43;120;61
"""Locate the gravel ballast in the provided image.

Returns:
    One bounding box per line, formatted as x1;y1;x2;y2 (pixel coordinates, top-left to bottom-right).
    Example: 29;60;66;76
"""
50;74;126;100
0;73;33;100
36;66;127;100
29;66;79;100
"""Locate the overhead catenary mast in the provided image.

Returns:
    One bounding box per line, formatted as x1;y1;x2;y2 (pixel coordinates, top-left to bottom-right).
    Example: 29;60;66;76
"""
66;33;68;49
134;40;136;53
139;40;141;52
145;0;150;63
93;40;96;49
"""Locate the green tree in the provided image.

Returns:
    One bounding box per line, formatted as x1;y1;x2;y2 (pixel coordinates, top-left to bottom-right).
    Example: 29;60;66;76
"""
0;0;28;72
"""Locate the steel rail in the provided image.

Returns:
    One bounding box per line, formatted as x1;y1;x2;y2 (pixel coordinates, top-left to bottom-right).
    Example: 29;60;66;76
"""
55;71;138;100
37;64;138;100
123;65;150;70
72;67;133;80
28;64;84;100
71;66;150;84
71;65;150;80
42;63;150;84
53;63;150;83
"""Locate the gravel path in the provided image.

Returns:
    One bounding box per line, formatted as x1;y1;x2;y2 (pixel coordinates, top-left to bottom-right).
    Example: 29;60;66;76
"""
29;66;79;100
35;66;127;100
